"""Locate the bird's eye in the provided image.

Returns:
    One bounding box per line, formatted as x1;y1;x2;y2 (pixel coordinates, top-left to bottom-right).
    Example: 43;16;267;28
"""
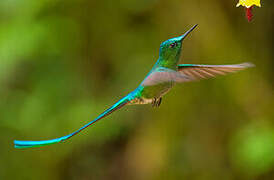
169;42;177;48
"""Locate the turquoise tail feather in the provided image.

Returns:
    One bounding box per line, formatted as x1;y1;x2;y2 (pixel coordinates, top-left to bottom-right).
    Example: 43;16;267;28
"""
14;95;132;149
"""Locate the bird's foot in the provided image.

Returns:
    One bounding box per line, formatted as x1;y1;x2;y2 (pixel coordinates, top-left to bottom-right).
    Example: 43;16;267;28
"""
152;97;162;107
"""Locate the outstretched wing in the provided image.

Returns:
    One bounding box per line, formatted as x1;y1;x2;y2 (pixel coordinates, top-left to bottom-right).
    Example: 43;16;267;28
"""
141;67;193;86
177;62;254;81
142;63;254;86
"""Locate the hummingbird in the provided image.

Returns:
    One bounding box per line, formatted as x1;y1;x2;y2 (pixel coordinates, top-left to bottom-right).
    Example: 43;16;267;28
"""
14;24;254;148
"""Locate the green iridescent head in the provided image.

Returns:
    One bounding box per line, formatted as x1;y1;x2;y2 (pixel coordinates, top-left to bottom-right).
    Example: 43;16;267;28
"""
159;24;197;61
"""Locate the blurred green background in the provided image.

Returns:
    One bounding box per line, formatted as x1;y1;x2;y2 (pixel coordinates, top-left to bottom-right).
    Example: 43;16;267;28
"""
0;0;273;179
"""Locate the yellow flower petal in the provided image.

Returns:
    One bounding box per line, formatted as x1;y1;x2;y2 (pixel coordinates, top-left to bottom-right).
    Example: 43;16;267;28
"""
236;0;261;8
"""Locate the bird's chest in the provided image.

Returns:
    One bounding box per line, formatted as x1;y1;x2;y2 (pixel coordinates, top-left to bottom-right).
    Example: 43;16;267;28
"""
140;82;173;99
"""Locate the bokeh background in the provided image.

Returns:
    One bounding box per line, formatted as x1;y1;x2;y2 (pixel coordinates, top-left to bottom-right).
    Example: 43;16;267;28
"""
0;0;273;179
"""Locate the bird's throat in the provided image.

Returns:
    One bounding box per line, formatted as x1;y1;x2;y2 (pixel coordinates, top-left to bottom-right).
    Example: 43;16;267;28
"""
156;55;180;69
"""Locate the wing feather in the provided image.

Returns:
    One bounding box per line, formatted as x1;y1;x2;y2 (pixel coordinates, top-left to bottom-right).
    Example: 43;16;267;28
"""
177;62;254;81
141;63;254;86
141;67;193;86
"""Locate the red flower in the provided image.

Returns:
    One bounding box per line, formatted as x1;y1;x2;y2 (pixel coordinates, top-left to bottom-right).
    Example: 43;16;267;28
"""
236;0;261;22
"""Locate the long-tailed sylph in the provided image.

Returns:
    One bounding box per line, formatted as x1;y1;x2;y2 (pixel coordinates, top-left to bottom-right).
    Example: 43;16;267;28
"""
14;24;254;148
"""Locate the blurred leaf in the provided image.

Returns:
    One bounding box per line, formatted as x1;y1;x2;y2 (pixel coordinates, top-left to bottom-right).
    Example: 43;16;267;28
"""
230;122;274;177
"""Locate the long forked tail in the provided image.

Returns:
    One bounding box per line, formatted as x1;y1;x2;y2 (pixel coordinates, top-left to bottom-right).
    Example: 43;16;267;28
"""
14;95;131;149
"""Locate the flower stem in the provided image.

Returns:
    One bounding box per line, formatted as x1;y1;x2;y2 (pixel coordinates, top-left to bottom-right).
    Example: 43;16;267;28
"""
246;6;253;22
